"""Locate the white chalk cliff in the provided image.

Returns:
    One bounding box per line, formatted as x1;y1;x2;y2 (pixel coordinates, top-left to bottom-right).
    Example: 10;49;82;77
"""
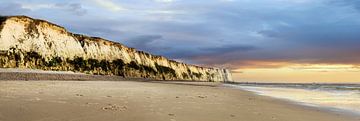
0;16;232;82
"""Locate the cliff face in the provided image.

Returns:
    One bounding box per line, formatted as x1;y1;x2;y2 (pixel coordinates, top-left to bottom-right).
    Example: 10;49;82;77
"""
0;16;232;82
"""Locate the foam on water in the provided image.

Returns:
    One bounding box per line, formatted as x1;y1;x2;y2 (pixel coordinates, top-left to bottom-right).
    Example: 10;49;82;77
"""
226;83;360;115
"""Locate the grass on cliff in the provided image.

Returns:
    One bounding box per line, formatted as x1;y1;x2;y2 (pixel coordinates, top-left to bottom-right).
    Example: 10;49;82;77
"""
155;63;176;77
0;49;190;80
0;16;7;31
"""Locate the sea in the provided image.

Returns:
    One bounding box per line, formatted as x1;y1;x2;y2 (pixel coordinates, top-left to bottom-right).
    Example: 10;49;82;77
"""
226;82;360;115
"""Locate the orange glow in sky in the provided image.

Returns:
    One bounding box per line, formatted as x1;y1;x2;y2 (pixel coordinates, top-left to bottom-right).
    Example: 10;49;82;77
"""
233;64;360;83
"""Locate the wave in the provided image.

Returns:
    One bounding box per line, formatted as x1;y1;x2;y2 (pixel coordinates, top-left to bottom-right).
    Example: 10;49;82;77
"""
228;82;360;92
226;82;360;115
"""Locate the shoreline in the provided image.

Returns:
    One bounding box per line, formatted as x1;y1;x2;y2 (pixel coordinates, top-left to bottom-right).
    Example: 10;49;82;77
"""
0;72;359;121
226;83;360;117
225;84;360;118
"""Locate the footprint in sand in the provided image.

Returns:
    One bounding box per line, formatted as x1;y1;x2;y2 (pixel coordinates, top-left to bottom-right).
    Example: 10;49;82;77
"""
197;95;207;98
102;104;127;112
168;113;176;117
85;102;99;105
75;94;84;97
168;114;177;121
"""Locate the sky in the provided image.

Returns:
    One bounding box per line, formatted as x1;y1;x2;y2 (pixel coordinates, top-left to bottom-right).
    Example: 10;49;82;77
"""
1;0;360;83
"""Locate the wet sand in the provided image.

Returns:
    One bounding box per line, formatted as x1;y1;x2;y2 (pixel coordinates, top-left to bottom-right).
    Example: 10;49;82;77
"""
0;80;359;121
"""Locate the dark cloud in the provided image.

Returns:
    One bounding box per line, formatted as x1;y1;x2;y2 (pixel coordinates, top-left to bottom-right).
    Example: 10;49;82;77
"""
157;44;258;66
140;0;360;68
127;35;162;47
257;30;280;38
56;18;130;41
0;3;30;15
55;3;87;16
329;0;360;11
124;35;171;52
200;45;257;54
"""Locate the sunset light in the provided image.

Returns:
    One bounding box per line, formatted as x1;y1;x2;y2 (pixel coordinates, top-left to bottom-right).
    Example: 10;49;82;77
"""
1;0;360;120
234;64;360;83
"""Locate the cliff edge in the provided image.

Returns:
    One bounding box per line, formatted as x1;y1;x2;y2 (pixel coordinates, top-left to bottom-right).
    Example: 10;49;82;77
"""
0;16;232;82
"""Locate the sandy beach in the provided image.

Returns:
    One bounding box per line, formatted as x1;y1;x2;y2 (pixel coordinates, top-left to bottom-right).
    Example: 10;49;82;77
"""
0;78;359;121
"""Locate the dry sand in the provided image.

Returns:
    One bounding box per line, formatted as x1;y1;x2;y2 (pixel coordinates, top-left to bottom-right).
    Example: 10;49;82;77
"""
0;80;359;121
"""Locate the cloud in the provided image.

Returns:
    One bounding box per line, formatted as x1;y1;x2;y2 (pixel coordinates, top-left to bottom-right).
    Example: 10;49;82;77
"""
328;0;360;11
2;0;360;70
154;0;175;3
60;18;127;41
200;45;257;54
124;35;165;51
154;44;258;66
58;0;360;69
91;0;127;12
18;2;87;16
257;30;280;38
0;3;30;15
55;3;87;16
